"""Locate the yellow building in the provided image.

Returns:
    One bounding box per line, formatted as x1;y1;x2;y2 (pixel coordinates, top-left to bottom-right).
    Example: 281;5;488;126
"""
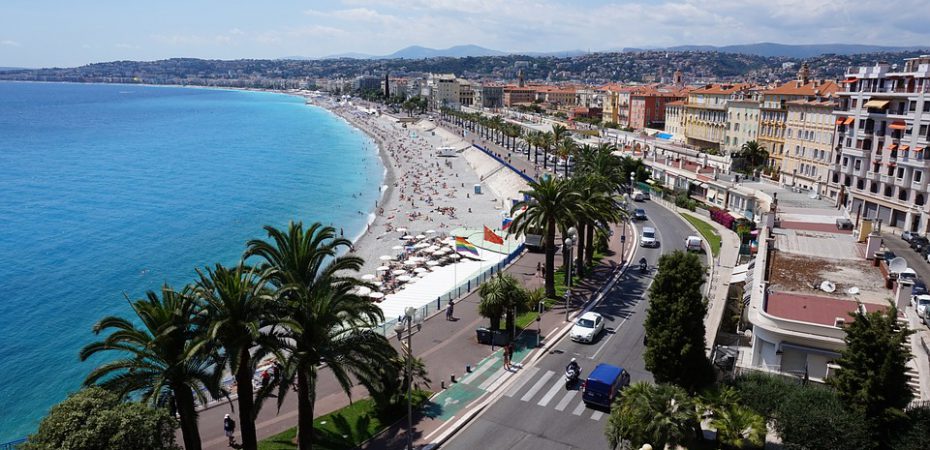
781;94;839;195
679;83;752;151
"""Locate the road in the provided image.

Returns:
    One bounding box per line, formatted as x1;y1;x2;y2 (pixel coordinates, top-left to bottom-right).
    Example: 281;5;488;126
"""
440;201;696;450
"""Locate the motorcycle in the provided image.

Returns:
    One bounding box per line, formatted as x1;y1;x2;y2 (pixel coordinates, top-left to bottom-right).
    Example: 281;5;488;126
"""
639;260;648;273
565;366;581;389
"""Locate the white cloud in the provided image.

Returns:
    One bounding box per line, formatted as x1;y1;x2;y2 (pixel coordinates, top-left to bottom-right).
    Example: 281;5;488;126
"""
1;39;22;47
305;7;399;25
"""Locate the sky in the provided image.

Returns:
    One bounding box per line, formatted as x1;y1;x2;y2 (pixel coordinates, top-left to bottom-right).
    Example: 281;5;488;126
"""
1;0;929;68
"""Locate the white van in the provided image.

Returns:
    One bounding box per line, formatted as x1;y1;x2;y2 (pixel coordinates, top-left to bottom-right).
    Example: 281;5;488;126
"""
641;227;658;248
685;235;703;252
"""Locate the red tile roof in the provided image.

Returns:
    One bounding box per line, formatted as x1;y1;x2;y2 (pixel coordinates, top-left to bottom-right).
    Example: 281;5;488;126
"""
764;80;840;97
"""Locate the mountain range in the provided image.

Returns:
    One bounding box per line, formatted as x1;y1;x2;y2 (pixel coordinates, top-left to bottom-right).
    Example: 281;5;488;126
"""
284;42;927;61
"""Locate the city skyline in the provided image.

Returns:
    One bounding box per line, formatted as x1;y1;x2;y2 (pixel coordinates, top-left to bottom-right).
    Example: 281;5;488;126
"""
1;0;929;68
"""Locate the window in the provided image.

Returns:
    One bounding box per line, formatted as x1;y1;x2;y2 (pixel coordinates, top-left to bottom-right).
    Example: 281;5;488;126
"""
921;124;928;136
916;171;923;183
924;102;930;112
855;160;862;170
897;167;905;179
910;101;917;112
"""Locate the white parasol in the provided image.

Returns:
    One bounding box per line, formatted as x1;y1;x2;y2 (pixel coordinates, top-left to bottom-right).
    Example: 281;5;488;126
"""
396;227;408;233
376;266;390;272
361;274;377;281
392;245;404;250
449;253;462;260
356;286;372;296
414;242;430;249
397;275;412;283
379;255;393;261
392;269;407;275
401;235;415;240
425;229;436;234
403;260;419;267
414;267;428;274
415;234;427;239
426;260;440;267
369;292;385;300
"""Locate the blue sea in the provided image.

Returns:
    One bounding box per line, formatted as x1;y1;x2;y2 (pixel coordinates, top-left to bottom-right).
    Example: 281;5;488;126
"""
0;82;382;441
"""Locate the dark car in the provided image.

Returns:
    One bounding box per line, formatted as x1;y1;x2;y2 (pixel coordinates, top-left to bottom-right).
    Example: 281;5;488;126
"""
911;236;930;252
582;363;631;408
633;208;647;221
903;231;923;242
913;279;928;296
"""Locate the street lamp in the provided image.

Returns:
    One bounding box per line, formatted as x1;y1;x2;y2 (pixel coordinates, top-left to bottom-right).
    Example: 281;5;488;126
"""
563;227;577;322
394;306;420;450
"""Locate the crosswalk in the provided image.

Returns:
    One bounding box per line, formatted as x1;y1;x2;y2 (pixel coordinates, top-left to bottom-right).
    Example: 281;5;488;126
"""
479;367;609;421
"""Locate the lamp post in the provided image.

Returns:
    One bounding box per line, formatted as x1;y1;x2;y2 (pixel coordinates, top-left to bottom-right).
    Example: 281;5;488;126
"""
563;227;577;322
394;306;420;450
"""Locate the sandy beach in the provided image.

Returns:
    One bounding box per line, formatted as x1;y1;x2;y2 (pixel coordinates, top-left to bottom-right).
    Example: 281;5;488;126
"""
306;95;527;283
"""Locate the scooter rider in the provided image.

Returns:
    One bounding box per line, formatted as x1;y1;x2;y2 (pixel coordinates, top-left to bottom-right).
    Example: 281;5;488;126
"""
566;358;580;376
639;257;647;270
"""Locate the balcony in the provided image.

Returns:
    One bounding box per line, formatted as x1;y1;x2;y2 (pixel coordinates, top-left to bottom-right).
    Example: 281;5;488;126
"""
895;176;911;188
843;147;865;158
899;156;927;168
881;174;893;184
866;171;881;181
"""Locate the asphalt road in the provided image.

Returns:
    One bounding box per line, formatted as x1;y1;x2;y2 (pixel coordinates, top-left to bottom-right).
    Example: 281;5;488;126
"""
440;201;697;450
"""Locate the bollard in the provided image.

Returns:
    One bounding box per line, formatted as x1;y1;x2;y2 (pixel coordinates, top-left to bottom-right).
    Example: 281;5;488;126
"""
441;380;446;390
466;364;472;373
451;374;457;383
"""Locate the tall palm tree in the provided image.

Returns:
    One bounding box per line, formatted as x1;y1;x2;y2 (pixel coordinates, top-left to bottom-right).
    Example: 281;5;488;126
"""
245;221;396;450
712;404;766;449
478;272;529;340
541;131;554;170
736;141;769;176
556;136;577;178
507;177;581;297
79;284;221;450
606;382;700;450
193;263;274;450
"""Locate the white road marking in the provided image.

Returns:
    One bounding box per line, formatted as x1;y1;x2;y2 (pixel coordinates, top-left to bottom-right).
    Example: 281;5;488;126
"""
591;410;604;421
572;400;587;415
484;368;514;393
477;367;507;390
536;376;566;407
503;366;538;397
554;390;578;411
461;357;496;384
520;370;554;402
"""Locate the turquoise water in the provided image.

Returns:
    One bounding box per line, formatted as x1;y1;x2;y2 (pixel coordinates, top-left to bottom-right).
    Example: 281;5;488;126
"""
0;82;382;441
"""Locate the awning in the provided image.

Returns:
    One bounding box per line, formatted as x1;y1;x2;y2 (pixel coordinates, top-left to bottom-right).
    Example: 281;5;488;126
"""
917;147;926;153
888;144;898;151
730;271;748;284
780;342;841;358
841;77;858;84
864;99;890;109
900;145;910;151
889;121;907;130
835;117;846;125
843;117;855;125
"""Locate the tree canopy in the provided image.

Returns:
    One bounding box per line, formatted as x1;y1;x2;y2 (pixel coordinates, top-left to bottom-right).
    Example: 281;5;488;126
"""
22;387;180;450
643;250;713;391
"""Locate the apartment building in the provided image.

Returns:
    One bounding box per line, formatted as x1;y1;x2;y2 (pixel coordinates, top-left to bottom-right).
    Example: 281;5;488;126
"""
781;94;839;195
601;85;637;127
629;87;688;130
503;85;537;106
664;100;686;142
537;86;577;107
678;83;753;151
429;73;460;109
723;89;762;154
458;80;476;107
758;65;839;173
479;84;504;108
831;56;930;232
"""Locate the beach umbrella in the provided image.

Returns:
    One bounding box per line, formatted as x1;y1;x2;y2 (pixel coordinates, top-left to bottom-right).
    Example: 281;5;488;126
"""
414;242;430;249
361;274;377;281
392;269;407;276
356;286;372;296
401;235;415;240
417;271;429;277
392;245;404;250
396;227;408;233
397;275;412;283
449;253;462;260
416;234;427;239
403;260;418;267
426;260;439;267
376;266;390;272
414;267;428;274
369;292;385;300
379;255;393;261
425;229;436;234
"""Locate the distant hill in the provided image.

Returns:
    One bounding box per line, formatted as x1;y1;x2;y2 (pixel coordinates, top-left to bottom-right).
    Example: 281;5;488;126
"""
624;42;927;58
0;67;27;72
310;44;508;60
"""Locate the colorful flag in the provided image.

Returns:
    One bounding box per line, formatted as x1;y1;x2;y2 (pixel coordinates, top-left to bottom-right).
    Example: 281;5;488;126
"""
483;226;504;245
501;217;513;231
455;236;479;256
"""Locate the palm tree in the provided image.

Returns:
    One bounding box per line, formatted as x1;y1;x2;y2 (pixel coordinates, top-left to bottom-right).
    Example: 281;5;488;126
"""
245;221;396;450
79;284;221;450
556;136;577;178
193;263;274;450
605;382;700;450
735;141;769;176
712;404;766;449
478;272;530;340
507;177;581;297
541;131;554;170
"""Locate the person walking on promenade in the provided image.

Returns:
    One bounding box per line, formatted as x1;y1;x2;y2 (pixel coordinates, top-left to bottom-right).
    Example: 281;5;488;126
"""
446;299;454;320
536;261;542;278
223;413;237;447
506;342;515;369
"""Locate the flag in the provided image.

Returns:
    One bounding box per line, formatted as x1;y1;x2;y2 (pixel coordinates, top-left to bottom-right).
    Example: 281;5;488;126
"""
484;226;504;245
455;236;479;256
501;217;513;231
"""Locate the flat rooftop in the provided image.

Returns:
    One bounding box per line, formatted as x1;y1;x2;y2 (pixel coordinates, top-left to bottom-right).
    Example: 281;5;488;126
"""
766;292;889;326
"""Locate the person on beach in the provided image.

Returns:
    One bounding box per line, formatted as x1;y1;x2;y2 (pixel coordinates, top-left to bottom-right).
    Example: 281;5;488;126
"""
223;414;236;447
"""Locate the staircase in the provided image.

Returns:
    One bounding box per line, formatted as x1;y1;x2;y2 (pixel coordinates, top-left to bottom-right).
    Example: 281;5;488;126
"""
898;317;924;399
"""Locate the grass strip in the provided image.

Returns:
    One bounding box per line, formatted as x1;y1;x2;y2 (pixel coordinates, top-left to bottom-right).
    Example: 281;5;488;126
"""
680;213;721;257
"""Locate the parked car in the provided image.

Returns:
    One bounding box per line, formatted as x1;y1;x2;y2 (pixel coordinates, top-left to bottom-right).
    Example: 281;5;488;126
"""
633;208;647;221
582;363;631;408
633;191;644;202
640;226;659;248
903;231;923;242
913;279;928;296
685;235;703;252
910;236;930;252
570;312;605;343
916;295;930;324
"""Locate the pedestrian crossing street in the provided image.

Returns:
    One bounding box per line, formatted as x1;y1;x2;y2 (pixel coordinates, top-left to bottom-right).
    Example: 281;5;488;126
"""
465;365;607;422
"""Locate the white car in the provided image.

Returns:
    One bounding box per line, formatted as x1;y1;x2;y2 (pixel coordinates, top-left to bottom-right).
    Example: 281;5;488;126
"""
570;311;605;343
640;226;659;248
685;235;703;252
916;295;930;324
